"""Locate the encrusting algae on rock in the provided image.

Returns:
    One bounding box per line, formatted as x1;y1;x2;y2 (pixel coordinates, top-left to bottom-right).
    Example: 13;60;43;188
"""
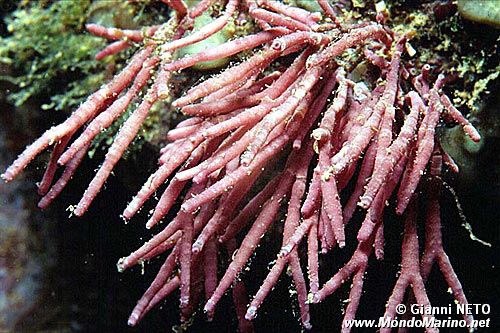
1;0;497;331
457;0;500;28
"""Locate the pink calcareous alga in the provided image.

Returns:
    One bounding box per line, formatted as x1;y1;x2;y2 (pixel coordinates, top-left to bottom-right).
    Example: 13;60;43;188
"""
2;0;481;331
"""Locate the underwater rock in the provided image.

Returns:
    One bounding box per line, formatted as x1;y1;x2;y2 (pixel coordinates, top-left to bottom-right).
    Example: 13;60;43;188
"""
0;183;40;330
458;0;500;28
0;123;49;330
176;13;235;70
440;85;500;188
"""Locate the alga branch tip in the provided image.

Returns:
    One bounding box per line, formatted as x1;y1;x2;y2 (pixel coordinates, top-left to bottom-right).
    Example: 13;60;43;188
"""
2;0;487;331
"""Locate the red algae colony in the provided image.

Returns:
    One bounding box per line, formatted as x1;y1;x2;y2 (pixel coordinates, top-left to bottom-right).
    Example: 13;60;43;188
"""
2;1;483;331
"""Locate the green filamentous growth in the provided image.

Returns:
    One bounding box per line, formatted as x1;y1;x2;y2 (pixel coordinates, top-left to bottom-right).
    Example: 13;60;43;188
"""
0;1;167;155
0;1;105;110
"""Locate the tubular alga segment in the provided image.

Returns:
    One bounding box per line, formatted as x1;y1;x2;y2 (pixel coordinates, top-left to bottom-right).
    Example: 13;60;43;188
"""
2;1;481;332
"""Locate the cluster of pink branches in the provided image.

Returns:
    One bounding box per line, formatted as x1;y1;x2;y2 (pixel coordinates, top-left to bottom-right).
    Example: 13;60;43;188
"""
2;0;481;331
